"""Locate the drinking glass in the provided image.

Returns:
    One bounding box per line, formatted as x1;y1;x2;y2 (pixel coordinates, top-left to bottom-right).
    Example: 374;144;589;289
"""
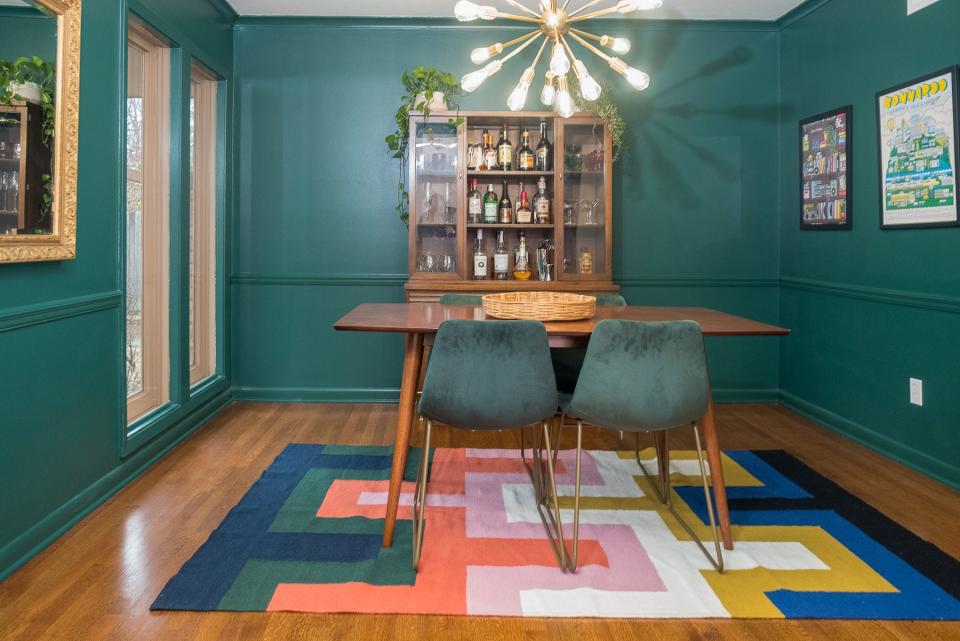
563;201;576;226
441;254;455;273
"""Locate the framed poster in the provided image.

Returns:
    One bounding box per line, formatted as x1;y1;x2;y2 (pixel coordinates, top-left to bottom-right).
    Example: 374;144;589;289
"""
800;106;853;230
876;67;960;229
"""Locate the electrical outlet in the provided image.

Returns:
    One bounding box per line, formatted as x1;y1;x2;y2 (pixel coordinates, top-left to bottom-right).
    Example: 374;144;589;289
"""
909;378;923;406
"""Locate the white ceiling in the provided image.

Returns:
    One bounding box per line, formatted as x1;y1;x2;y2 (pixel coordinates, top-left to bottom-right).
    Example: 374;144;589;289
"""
226;0;807;21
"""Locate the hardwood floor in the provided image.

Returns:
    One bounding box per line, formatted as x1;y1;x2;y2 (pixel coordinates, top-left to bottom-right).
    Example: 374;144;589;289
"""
1;402;958;641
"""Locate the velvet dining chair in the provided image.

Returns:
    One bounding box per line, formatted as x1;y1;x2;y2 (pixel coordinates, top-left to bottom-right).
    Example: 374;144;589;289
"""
412;320;562;571
541;319;725;573
551;293;627;394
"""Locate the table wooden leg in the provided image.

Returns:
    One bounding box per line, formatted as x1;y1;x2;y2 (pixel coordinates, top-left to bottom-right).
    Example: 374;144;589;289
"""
701;389;734;550
382;332;424;548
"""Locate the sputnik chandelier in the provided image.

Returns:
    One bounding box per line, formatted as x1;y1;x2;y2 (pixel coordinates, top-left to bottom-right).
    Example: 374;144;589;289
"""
455;0;662;117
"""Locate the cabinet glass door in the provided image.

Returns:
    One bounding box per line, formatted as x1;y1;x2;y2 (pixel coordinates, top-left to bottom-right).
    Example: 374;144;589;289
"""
411;119;460;277
558;120;609;279
0;110;23;234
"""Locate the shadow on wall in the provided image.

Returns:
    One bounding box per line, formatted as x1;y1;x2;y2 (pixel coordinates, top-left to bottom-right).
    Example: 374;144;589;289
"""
616;44;796;209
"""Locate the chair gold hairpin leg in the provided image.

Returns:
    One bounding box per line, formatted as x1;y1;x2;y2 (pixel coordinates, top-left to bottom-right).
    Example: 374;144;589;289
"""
633;422;724;573
524;415;583;572
521;418;576;571
411;418;432;571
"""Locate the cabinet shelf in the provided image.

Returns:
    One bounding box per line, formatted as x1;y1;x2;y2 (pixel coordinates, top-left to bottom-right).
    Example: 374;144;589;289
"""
467;223;554;229
467;170;554;178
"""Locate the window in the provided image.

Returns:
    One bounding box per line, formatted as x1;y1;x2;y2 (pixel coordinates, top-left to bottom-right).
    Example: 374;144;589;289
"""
126;19;171;422
189;62;218;386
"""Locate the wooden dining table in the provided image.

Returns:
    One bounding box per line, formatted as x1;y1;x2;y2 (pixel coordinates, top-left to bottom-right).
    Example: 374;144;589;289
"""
334;303;789;551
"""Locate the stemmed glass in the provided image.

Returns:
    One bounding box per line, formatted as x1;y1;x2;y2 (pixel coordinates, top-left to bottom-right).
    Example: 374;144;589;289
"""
583;199;602;226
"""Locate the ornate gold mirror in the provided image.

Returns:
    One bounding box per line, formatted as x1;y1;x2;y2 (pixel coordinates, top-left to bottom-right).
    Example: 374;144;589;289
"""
0;0;80;263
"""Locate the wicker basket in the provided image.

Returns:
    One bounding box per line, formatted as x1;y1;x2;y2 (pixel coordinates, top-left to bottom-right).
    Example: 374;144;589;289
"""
481;292;597;321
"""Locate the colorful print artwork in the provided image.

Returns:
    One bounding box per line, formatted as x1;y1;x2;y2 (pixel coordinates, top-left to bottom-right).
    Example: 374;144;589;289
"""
877;67;960;229
800;106;852;230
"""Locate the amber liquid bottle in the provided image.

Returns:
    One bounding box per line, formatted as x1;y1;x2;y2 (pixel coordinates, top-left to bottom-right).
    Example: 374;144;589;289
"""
518;128;535;171
497;124;513;171
535;121;552;171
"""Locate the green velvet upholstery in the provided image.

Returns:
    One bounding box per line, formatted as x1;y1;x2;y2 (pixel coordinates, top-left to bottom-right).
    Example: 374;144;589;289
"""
594;294;627;307
551;293;628;393
418;320;558;430
438;294;484;305
562;320;710;432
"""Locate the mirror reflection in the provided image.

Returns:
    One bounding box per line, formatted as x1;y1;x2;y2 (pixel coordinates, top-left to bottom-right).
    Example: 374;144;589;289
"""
0;1;57;236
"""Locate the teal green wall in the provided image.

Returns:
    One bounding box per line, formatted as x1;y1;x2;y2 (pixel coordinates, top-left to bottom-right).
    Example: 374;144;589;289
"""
231;19;783;402
0;0;235;580
779;0;960;487
0;8;56;61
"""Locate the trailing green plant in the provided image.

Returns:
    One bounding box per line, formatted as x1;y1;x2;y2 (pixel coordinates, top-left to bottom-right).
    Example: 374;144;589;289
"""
0;56;55;145
40;172;52;222
385;66;463;226
570;75;626;162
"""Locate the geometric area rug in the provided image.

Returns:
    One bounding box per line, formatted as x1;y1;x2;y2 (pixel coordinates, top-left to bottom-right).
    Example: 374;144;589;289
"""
152;444;960;619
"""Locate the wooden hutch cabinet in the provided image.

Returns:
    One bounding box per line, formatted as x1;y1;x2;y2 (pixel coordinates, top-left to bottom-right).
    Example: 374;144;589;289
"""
405;110;619;302
0;101;51;235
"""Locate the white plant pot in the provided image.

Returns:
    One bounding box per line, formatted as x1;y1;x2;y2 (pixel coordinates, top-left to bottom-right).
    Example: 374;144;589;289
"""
415;91;448;112
7;81;42;104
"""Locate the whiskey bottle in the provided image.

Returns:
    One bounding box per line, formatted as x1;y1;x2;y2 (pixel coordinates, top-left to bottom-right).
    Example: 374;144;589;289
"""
482;129;497;170
497;124;513;171
467;178;482;224
473;230;488;280
513;231;532;280
532;175;551;224
497;180;513;224
482;183;499;224
535;121;552;172
518;128;535;171
494;230;509;280
516;182;532;224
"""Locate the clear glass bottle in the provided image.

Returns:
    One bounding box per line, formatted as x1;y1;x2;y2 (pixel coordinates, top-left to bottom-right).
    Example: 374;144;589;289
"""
532;175;550;224
516;182;532;224
467;178;482;224
535;121;552;171
473;229;487;280
497;124;513;171
497;180;513;224
482;184;498;223
513;231;532;280
494;230;509;280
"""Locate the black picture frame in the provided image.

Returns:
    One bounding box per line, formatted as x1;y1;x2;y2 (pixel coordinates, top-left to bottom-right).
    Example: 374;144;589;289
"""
876;66;960;230
799;106;853;231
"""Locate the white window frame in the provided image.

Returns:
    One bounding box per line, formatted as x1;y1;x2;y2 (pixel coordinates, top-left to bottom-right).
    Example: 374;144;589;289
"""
126;20;171;423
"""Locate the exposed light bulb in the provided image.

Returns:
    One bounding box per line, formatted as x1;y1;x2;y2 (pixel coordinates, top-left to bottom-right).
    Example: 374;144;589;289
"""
617;0;662;13
572;60;601;101
540;71;556;106
555;75;575;118
600;35;631;54
549;43;571;76
609;57;650;91
507;67;536;112
623;66;650;90
470;43;503;64
454;0;497;21
461;60;502;92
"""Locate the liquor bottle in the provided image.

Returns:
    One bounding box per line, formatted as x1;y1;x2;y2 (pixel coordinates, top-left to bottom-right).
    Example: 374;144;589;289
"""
518;128;535;171
516;182;532;224
494;230;509;280
497;124;513;171
497;180;513;224
482;184;499;224
473;230;488;280
467;178;482;224
513;231;532;280
532;175;551;224
535;121;552;171
482;129;497;170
